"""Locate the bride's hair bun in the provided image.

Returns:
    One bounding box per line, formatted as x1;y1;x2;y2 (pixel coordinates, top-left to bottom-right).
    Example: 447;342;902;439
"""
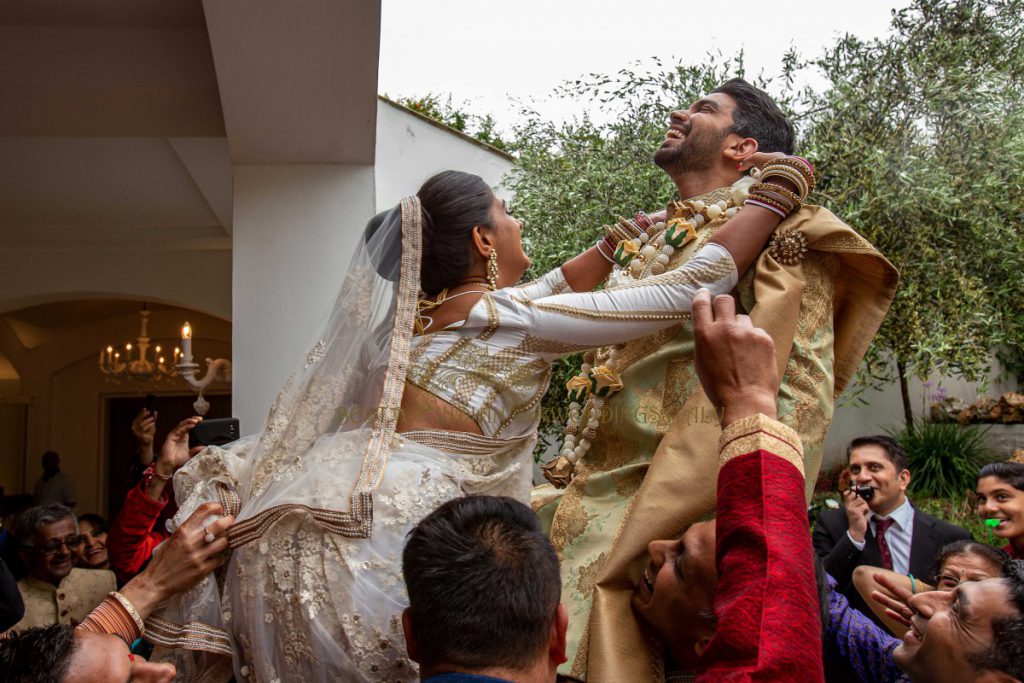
417;170;494;296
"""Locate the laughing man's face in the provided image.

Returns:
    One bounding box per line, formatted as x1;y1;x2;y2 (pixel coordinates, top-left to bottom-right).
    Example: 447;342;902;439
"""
653;92;737;176
892;577;1018;682
632;520;718;666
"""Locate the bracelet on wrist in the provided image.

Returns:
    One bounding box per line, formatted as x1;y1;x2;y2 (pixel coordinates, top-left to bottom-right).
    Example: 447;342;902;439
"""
110;591;146;636
760;157;815;198
744;198;788;219
633;211;654;231
142;465;173;486
749;182;801;215
594;239;617;265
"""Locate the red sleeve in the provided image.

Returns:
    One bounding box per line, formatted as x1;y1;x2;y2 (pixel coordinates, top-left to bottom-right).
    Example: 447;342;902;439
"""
107;481;169;584
696;449;824;682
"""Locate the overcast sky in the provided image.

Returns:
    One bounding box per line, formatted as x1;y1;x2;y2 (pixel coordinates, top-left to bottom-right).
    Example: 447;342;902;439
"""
378;0;907;130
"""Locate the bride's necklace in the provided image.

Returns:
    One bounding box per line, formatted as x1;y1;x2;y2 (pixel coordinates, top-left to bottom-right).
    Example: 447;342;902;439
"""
543;177;755;487
414;286;489;334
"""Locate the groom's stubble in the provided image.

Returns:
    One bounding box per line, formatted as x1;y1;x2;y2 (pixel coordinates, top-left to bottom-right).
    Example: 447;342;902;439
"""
652;125;729;182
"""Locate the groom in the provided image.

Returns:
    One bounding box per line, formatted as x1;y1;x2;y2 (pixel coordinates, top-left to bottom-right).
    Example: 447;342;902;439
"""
532;78;899;681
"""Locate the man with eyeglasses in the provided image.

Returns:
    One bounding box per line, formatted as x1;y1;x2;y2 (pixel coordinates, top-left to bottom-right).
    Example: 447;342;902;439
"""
4;503;115;632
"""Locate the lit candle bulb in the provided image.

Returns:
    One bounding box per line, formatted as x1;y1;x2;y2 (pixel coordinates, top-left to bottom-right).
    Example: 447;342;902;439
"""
181;322;193;363
106;346;113;363
159;356;165;365
155;345;162;353
126;343;132;351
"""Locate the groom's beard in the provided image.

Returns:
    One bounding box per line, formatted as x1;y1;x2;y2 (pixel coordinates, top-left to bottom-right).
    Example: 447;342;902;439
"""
653;127;727;181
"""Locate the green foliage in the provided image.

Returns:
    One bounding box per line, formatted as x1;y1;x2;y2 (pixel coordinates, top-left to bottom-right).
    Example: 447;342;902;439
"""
914;496;994;545
396;0;1024;448
800;0;1024;409
390;93;513;153
505;55;773;451
509;53;760;284
888;418;995;499
506;0;1024;442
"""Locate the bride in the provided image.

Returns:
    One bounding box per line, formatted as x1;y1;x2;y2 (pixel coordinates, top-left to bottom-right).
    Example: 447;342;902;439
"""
154;160;808;681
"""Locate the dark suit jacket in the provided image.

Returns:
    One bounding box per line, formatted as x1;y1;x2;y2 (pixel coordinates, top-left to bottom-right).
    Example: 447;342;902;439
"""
0;557;24;631
812;503;973;593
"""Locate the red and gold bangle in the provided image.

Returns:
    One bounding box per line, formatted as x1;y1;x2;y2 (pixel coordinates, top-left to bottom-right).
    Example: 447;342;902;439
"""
77;594;143;643
760;165;809;200
750;183;797;208
633;211;654;231
762;158;815;196
777;155;816;184
744;198;788;218
110;592;146;635
751;182;802;211
603;224;631;244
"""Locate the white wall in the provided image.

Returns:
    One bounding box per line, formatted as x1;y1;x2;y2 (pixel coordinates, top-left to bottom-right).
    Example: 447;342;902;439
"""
230;164;376;433
374;99;515;210
825;357;1020;467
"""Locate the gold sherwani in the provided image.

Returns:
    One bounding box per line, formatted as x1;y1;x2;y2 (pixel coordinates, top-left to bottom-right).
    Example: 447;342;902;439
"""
532;186;898;681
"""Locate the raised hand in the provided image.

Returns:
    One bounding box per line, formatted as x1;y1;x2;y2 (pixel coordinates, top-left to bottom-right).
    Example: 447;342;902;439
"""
692;290;780;427
131;409;157;448
154;416;204;478
118;502;234;617
871;571;916;628
132;409;158;465
842;487;871;542
737;151;788;174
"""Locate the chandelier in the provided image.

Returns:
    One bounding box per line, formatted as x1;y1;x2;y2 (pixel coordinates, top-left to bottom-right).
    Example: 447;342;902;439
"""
97;306;179;384
97;305;232;415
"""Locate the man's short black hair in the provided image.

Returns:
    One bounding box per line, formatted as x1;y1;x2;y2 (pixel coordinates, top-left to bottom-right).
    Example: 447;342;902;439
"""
713;78;795;154
846;435;909;472
402;495;561;672
967;559;1024;678
0;623;77;682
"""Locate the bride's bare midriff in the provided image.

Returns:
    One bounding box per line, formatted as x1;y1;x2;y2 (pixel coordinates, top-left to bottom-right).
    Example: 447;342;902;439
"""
396;382;484;435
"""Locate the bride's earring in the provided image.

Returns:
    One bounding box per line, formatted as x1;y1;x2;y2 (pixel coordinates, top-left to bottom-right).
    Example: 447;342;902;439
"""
487;250;499;291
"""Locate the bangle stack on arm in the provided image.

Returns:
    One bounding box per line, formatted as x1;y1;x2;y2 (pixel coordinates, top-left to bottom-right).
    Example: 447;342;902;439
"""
744;157;815;217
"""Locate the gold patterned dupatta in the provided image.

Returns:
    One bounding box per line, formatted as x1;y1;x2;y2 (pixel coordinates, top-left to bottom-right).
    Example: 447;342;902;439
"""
536;202;898;681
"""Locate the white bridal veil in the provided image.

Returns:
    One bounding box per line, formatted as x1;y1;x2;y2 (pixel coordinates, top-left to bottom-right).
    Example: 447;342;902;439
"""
149;197;435;682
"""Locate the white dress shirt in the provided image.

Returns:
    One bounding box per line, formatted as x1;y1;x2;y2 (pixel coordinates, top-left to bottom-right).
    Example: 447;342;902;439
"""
846;497;916;575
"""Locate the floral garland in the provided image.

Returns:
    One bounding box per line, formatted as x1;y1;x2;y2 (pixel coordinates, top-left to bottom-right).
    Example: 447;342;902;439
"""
541;174;758;488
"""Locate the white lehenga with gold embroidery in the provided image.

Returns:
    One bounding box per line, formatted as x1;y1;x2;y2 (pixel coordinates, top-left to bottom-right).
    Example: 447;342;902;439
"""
152;198;738;682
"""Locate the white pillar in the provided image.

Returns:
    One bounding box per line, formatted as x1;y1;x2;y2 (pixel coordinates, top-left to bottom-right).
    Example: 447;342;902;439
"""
230;164;375;433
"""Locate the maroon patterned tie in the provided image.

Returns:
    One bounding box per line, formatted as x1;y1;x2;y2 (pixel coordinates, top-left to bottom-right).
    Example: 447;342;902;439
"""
874;517;895;571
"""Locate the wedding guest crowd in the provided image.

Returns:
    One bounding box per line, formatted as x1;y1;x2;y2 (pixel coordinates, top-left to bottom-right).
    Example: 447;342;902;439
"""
2;293;1022;682
4;504;115;633
813;434;972;621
